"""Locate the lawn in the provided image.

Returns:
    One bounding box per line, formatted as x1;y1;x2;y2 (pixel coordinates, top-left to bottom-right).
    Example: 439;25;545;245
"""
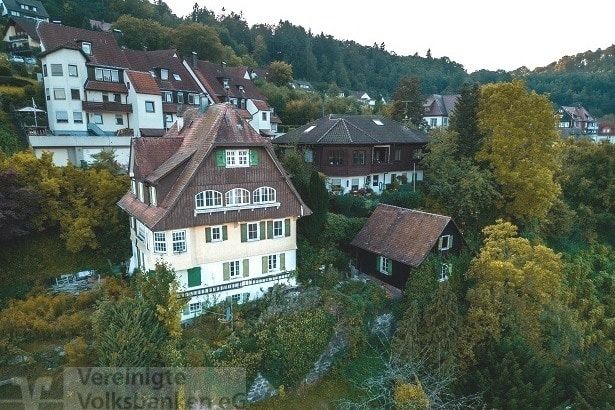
0;230;110;304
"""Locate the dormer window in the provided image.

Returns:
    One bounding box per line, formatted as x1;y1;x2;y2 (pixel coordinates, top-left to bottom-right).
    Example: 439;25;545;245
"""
223;78;230;89
238;85;245;92
150;70;156;77
160;69;169;80
81;42;92;55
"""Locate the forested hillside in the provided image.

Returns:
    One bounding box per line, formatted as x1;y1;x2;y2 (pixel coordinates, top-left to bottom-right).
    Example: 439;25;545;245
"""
32;0;615;116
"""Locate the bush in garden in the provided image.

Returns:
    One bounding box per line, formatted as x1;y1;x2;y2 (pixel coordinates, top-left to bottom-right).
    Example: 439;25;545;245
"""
65;336;90;366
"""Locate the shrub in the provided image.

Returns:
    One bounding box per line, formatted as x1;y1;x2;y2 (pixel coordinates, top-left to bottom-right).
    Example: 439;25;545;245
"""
65;336;89;366
0;75;30;87
330;194;375;218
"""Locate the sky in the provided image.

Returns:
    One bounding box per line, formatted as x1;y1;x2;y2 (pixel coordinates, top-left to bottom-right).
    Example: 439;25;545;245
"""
170;0;615;72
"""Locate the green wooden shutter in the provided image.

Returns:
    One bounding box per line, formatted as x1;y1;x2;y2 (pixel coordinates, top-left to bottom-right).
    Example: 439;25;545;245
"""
187;267;201;287
267;221;273;239
387;259;393;275
376;256;381;271
259;221;266;240
243;292;250;302
279;253;285;271
183;305;189;315
223;262;230;281
249;149;260;166
226;295;231;304
243;259;250;277
222;225;228;240
215;149;226;167
262;256;268;274
284;218;291;237
240;224;247;242
205;227;211;243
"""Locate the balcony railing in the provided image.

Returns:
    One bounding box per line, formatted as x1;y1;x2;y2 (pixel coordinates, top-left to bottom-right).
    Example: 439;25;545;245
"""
179;271;292;298
82;101;133;113
8;33;29;42
25;126;49;136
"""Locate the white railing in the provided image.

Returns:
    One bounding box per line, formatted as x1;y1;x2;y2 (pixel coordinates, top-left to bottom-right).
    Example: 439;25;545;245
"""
194;202;281;215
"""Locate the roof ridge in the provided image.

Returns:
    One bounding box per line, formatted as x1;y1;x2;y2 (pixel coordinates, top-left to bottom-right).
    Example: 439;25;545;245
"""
377;203;451;220
316;118;343;143
341;119;353;143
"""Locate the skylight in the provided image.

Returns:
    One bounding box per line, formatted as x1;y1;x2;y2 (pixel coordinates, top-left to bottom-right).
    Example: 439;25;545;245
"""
304;125;316;133
173;73;181;81
372;119;384;126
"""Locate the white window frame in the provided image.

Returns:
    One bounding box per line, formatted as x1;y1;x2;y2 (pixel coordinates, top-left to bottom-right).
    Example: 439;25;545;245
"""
195;190;222;209
225;149;250;168
430;118;438;127
149;186;157;206
172;230;187;254
273;219;284;238
81;42;92;55
53;88;66;100
68;64;78;77
210;226;223;242
379;256;391;275
267;254;279;273
91;113;103;125
153;232;166;253
162;91;172;102
136;221;146;241
73;111;83;124
188;302;201;314
231;294;241;303
115;114;124;126
253;186;276;204
50;64;63;76
439;263;452;282
130;179;137;195
137;182;144;202
247;222;259;242
160;69;169;80
173;73;181;81
229;260;241;278
55;110;68;124
439;234;453;251
145;101;155;113
225;188;250;207
177;93;184;104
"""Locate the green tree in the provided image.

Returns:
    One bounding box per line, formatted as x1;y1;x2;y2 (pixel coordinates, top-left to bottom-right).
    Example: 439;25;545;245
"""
268;60;293;86
300;171;328;242
449;83;483;158
252;34;268;65
463;220;563;359
0;169;40;241
477;81;561;223
112;15;172;51
173;23;229;63
421;129;500;229
389;76;424;127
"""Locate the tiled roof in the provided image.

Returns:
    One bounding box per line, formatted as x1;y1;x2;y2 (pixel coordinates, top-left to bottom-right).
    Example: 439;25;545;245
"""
125;71;160;95
37;22;128;67
7;17;40;41
118;103;310;229
273;114;427;145
3;0;48;19
271;114;282;124
132;137;183;180
423;94;459;117
193;60;266;101
598;121;615;135
560;105;595;122
139;128;166;137
123;49;202;93
351;204;454;267
237;109;252;119
84;80;128;93
251;99;271;111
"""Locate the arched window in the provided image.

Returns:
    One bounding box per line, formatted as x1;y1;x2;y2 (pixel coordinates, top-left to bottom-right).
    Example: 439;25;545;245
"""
195;190;222;209
253;186;276;204
225;188;250;206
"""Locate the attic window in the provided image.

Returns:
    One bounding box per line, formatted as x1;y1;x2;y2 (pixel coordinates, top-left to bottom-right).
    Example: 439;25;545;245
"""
223;78;230;89
372;119;384;126
173;73;181;81
160;69;169;80
81;42;92;55
304;125;316;133
238;85;245;92
149;70;156;77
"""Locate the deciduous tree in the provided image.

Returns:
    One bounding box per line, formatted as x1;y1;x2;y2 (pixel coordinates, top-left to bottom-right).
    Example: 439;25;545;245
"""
267;60;293;86
477;81;561;223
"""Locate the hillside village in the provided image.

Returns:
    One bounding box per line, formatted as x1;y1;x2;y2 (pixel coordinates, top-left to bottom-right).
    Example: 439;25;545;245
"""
0;1;613;408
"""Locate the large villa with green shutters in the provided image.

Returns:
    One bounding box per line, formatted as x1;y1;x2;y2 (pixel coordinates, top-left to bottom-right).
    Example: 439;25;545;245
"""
118;103;310;320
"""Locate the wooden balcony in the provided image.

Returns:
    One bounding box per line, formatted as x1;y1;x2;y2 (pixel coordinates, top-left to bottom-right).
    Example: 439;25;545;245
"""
82;101;132;113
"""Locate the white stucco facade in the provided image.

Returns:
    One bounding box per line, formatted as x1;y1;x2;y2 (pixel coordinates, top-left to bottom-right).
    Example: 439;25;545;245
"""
326;170;424;194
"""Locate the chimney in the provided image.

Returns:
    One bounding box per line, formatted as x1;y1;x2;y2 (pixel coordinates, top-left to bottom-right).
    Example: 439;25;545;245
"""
199;95;209;113
112;28;123;44
191;51;197;68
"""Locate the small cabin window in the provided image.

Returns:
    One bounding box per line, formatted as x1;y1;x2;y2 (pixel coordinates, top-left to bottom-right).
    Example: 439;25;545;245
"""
81;42;92;55
438;234;453;251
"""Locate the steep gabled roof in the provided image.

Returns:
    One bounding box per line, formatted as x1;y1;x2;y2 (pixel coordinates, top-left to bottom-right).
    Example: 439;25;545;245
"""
125;70;160;95
273;114;427;145
351;204;458;267
5;16;40;41
2;0;48;19
123;49;202;93
560;105;595;122
118;103;310;229
423;94;459;117
193;60;266;101
37;22;127;67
